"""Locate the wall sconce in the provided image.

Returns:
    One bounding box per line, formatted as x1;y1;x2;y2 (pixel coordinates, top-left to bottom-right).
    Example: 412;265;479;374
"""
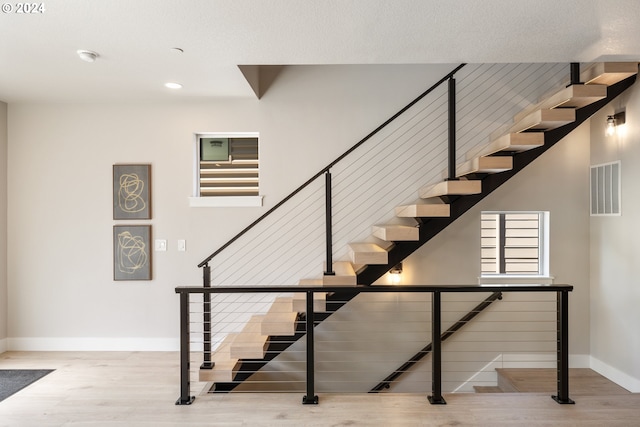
389;263;403;284
606;111;626;136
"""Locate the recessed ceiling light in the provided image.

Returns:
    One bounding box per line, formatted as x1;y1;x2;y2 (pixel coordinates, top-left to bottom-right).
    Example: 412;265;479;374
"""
77;50;99;63
165;82;183;90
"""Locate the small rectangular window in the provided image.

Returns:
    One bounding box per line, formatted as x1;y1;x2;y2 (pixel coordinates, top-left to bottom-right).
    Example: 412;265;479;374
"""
196;133;259;197
481;211;548;276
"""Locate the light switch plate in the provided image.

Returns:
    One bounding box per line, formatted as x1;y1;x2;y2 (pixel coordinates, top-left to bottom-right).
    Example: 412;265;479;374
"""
155;239;167;251
178;240;186;252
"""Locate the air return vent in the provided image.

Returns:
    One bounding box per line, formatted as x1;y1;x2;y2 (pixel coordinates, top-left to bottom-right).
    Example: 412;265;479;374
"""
590;161;621;216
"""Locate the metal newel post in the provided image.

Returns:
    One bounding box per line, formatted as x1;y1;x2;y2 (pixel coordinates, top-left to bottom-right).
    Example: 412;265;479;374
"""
447;77;458;181
324;171;335;276
201;264;213;369
552;290;575;404
302;290;319;404
570;62;582;86
175;291;195;405
428;291;446;404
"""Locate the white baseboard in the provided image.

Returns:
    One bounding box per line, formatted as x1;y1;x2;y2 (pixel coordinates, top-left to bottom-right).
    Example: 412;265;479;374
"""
590;356;640;392
7;337;179;352
0;338;7;354
569;354;590;368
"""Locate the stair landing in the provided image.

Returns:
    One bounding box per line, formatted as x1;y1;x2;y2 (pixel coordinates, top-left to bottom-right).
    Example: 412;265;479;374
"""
478;368;632;395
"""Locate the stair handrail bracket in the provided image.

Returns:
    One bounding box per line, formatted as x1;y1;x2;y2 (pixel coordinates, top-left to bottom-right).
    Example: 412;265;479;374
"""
175;283;574;406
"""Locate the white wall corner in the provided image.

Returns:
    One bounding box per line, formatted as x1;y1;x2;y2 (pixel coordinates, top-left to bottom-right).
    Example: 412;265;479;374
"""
590;355;640;392
0;338;7;354
569;354;590;368
7;337;180;352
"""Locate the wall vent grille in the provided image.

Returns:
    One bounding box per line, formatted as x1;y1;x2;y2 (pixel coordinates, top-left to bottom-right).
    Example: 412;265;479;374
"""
590;161;621;216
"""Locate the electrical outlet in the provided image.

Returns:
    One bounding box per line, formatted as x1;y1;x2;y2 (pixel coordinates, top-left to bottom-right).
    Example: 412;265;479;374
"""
155;239;167;251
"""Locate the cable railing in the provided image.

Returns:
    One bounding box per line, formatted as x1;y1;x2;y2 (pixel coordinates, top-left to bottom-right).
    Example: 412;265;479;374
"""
175;283;574;406
197;63;570;287
192;63;572;373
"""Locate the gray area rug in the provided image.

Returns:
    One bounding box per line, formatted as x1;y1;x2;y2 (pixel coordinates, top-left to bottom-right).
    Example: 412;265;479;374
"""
0;369;54;402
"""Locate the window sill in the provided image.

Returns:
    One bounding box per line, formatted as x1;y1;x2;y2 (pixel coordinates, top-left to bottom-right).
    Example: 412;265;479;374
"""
188;196;263;208
478;275;554;285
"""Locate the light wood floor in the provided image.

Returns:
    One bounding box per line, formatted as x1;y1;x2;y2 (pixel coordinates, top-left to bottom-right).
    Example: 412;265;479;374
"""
1;351;639;426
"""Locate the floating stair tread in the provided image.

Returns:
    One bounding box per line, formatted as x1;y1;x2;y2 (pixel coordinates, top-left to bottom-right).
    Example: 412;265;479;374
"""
372;224;420;241
456;156;513;177
419;180;482;199
513;84;607;123
229;315;269;359
395;204;450;218
509;108;575;133
199;340;240;383
260;297;296;336
322;261;357;286
466;133;544;160
292;291;327;312
348;243;388;265
581;62;638;86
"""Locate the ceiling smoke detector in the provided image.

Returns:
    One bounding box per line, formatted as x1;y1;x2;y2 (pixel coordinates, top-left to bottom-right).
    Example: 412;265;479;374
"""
77;50;99;63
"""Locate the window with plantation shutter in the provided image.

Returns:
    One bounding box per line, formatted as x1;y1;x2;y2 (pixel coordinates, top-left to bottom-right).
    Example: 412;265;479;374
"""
190;133;262;207
199;136;259;196
481;212;548;276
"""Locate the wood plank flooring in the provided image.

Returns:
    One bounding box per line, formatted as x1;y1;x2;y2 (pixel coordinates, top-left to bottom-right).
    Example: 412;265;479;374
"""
1;351;639;426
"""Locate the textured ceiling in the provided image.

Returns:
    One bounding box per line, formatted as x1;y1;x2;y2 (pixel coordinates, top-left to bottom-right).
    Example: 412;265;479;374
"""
1;0;640;103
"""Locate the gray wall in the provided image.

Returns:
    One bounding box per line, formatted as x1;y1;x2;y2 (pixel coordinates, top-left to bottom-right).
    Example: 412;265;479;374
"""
589;83;640;392
0;101;6;351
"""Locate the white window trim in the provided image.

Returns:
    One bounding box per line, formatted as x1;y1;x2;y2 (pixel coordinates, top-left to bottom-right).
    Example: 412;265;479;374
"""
190;132;262;208
479;211;552;284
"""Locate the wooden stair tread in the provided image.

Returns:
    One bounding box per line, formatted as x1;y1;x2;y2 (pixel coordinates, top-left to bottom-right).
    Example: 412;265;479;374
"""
395;204;450;218
581;62;638;86
199;336;240;383
292;290;327;312
513;84;607;123
348;242;388;265
229;315;269;359
456;156;513;177
508;108;575;134
322;261;357;286
372;224;419;241
261;297;297;336
466;133;544;160
419;180;482;199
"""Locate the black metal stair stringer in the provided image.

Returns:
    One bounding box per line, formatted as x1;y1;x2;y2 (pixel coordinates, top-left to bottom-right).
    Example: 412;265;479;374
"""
358;74;637;286
370;291;503;392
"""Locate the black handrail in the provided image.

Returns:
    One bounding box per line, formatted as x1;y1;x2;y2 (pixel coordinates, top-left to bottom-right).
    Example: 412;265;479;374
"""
197;63;467;268
175;283;574;406
370;291;503;392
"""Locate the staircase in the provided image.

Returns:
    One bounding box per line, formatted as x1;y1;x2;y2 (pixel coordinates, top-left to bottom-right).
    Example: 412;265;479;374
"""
199;62;638;392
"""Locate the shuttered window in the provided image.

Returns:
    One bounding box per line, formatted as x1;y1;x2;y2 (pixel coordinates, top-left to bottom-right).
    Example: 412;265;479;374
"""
198;135;259;197
481;212;548;276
